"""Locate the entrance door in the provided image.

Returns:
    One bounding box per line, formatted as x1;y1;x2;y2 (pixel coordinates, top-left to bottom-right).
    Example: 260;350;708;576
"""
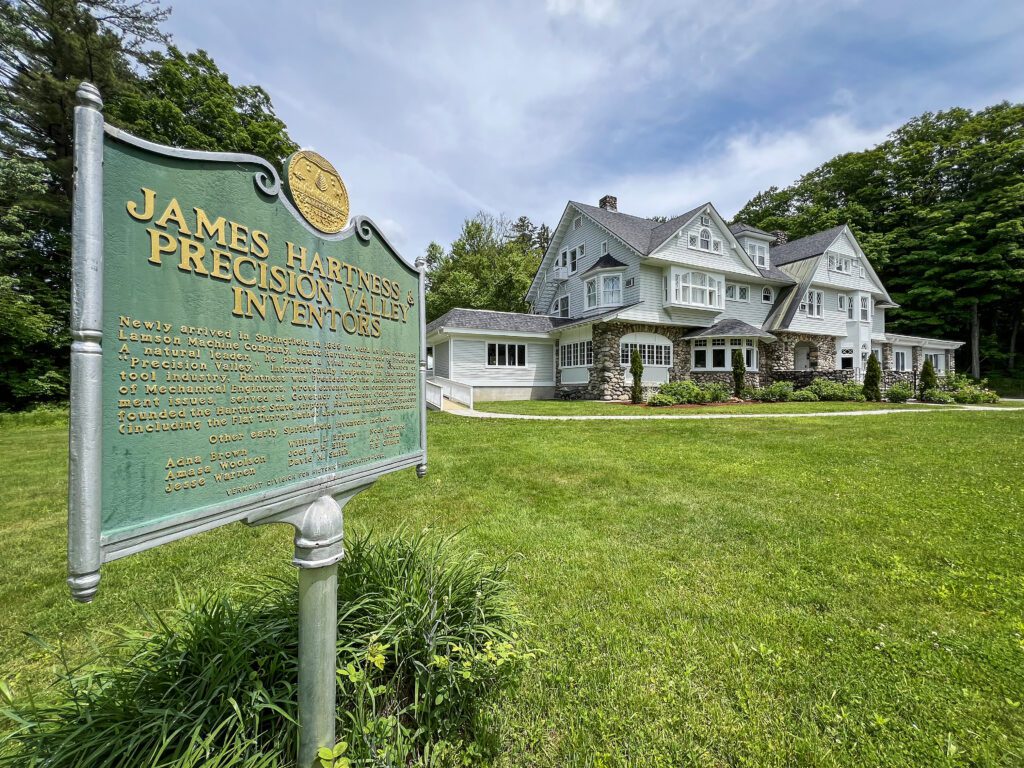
794;342;811;370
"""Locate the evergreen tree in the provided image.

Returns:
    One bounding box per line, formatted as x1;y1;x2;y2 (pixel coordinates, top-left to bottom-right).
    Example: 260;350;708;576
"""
425;212;544;321
919;356;938;396
863;353;882;402
733;103;1024;377
630;348;644;404
732;349;746;398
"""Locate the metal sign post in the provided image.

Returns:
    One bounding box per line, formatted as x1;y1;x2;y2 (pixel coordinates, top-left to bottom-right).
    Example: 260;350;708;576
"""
68;82;428;766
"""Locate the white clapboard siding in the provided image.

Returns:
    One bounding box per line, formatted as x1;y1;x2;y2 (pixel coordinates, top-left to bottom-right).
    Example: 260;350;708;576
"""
538;211;641;320
650;217;762;279
449;336;554;386
787;286;849;336
433;341;450;378
811;231;886;294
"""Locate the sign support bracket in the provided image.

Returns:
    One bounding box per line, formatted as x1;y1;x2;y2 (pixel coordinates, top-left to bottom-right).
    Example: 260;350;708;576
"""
247;484;371;767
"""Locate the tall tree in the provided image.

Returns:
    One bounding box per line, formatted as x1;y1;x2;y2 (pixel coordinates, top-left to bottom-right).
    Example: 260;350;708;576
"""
733;103;1024;376
425;213;545;321
0;1;298;406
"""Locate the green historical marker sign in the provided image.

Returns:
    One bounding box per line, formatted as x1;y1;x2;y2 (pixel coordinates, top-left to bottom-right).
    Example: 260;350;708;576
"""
68;83;427;597
69;81;428;766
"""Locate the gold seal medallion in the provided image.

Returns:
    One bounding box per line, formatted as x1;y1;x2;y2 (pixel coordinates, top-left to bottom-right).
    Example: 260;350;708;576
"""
284;150;349;234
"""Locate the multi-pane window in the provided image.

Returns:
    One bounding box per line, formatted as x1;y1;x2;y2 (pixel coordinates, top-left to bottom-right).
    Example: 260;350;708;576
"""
860;296;870;322
894;351;908;372
699;228;711;250
586;274;622;309
838;294;846;312
487;343;526;367
762;286;774;303
669;271;724;309
692;337;758;370
747;243;768;268
620;342;671;366
926;352;944;372
828;253;853;273
725;284;749;301
800;290;824;318
560;341;593;368
554;296;569;318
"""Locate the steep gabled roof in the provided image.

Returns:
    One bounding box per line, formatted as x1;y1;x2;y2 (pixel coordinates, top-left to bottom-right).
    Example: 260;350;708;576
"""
647;203;708;253
769;225;847;266
568;202;661;255
426;308;570;336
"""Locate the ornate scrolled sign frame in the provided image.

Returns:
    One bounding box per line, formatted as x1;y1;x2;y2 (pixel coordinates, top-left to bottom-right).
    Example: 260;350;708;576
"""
68;82;428;603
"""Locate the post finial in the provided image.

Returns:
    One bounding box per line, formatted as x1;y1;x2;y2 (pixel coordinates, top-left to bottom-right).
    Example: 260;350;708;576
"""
76;81;103;111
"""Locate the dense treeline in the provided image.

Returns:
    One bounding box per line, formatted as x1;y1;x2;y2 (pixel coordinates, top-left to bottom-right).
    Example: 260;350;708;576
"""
0;0;296;409
424;213;549;322
733;104;1024;378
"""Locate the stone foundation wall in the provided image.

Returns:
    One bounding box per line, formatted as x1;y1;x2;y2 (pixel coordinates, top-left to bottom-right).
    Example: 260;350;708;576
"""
762;331;838;372
767;369;856;388
689;371;763;388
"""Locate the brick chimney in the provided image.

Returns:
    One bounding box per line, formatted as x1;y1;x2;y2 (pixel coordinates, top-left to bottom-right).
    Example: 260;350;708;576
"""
598;194;617;212
772;230;788;246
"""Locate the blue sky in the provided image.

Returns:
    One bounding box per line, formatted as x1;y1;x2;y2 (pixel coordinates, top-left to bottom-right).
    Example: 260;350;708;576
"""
164;0;1024;258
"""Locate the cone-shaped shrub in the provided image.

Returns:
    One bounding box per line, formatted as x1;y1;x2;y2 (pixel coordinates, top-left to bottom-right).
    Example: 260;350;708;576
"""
732;349;746;398
863;352;882;401
630;348;644;404
919;357;938;397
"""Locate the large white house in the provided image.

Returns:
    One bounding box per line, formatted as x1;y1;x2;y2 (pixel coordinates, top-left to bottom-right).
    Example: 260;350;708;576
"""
426;196;962;401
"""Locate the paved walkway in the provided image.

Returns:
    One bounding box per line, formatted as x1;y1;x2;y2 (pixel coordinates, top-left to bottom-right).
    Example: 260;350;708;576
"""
441;401;1024;421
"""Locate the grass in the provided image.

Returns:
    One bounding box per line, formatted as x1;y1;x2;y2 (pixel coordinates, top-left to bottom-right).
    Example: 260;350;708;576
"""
472;399;946;416
2;410;1024;765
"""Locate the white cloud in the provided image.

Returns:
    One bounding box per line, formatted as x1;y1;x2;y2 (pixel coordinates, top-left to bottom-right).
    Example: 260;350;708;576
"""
588;113;897;219
160;0;1024;257
545;0;620;24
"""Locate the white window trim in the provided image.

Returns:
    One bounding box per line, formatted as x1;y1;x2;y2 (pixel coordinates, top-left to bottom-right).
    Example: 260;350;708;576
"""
800;289;824;318
691;337;758;371
486;342;527;368
665;268;725;310
601;241;608;255
559;340;593;368
762;286;774;303
585;272;624;310
619;341;672;367
726;283;750;302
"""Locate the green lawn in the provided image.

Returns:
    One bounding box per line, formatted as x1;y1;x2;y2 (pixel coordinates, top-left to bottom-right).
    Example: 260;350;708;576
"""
2;411;1024;766
473;399;948;416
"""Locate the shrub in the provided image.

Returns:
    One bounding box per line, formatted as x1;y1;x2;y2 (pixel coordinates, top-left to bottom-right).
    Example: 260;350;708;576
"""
789;389;819;402
629;348;644;404
702;382;732;403
0;531;532;767
731;349;745;398
805;378;866;402
939;373;1000;404
658;380;708;405
919;357;938;396
886;381;914;403
748;381;794;402
647;393;676;407
862;353;882;402
922;388;954;404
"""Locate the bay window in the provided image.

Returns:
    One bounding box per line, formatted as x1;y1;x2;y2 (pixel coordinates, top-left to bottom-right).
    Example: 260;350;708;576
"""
585;272;623;310
665;269;725;310
692;337;758;370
